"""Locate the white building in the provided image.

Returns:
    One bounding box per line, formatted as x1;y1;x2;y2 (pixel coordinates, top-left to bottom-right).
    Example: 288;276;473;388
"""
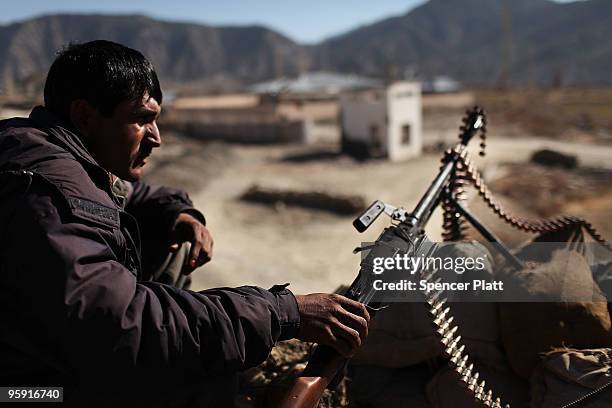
339;81;422;161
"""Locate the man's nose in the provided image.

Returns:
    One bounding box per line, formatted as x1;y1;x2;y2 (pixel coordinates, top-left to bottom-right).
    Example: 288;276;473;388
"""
146;122;161;147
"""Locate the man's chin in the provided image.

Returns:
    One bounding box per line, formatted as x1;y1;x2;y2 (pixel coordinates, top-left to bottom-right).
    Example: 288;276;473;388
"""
126;168;145;182
117;167;145;182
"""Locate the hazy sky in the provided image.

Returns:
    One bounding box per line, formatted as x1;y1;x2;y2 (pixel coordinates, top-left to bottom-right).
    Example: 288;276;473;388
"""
0;0;586;43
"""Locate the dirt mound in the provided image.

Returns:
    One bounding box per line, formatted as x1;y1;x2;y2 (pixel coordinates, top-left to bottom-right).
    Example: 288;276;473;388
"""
241;185;366;216
488;163;611;218
530;149;578;169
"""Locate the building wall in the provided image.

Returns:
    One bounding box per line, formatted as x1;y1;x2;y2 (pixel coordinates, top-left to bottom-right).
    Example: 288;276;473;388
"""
162;104;304;144
161;120;304;144
386;82;422;161
340;90;388;157
165;105;279;124
276;99;340;144
276;99;339;122
172;94;259;110
167;94;340;144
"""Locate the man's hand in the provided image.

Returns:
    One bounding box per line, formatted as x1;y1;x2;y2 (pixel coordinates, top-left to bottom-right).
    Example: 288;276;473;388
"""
169;212;213;273
295;293;370;358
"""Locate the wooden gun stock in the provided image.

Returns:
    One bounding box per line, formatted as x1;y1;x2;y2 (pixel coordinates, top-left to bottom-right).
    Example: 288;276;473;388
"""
275;347;346;408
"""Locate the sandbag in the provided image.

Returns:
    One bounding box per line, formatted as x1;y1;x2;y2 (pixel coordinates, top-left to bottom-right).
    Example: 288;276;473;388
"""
531;348;612;408
347;364;431;408
350;301;443;367
499;248;612;379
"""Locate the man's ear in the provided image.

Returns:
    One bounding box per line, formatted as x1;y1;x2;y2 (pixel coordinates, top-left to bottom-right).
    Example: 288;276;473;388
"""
69;99;97;138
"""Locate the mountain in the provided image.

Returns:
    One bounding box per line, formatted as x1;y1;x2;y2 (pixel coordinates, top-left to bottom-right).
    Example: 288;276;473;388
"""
314;0;612;86
0;14;309;95
1;0;611;95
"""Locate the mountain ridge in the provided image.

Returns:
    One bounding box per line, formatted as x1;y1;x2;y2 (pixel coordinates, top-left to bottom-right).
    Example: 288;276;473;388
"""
1;0;610;95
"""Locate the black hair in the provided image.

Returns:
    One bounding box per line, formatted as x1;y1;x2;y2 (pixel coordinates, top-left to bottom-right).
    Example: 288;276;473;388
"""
44;40;163;122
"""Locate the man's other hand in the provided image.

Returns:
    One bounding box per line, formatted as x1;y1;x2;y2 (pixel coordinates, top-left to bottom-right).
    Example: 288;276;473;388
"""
294;293;370;358
169;212;213;273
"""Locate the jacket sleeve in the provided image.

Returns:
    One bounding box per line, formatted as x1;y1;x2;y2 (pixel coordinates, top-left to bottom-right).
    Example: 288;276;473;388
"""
125;180;206;233
8;181;300;385
123;181;207;273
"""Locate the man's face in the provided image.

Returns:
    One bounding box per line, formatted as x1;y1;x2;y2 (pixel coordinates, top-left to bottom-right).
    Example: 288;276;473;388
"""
84;94;161;181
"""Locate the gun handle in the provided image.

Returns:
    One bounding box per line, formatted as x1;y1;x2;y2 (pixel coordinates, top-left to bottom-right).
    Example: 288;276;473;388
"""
275;376;329;408
274;349;346;408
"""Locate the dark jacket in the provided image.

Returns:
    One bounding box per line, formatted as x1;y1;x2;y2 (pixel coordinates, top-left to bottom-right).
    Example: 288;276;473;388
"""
0;107;299;393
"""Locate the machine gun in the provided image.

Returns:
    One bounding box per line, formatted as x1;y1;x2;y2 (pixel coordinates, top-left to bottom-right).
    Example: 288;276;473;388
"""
276;106;611;408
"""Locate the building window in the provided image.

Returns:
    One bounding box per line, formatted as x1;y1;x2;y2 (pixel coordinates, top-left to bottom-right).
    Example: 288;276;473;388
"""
401;124;411;145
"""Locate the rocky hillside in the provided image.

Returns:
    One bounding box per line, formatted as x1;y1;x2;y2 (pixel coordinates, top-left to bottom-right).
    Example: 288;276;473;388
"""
314;0;612;86
0;14;308;94
0;0;610;94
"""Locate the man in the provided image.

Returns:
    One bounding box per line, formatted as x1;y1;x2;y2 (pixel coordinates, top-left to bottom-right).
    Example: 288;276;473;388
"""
0;40;369;406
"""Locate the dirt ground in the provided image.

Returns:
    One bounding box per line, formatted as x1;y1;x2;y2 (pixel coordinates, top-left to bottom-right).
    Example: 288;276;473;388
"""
146;137;448;293
144;97;612;294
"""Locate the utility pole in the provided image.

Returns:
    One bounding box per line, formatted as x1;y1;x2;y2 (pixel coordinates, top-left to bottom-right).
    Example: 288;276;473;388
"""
274;46;284;79
499;0;513;88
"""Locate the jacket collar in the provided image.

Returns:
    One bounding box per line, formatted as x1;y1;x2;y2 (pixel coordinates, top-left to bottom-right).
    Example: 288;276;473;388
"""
29;106;114;195
29;106;101;168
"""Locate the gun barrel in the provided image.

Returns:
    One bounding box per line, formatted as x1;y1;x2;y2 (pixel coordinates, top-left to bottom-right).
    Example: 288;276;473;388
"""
410;152;459;227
